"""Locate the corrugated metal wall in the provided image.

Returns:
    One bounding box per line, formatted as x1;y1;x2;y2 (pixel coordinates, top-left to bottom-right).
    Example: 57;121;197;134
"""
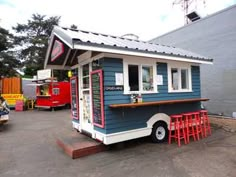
151;5;236;117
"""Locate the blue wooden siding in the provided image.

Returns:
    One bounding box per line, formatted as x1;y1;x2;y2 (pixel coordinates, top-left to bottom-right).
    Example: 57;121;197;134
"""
94;58;201;134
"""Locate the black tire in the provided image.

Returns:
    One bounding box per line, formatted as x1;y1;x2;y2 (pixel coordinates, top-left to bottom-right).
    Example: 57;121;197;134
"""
151;122;168;143
65;103;71;109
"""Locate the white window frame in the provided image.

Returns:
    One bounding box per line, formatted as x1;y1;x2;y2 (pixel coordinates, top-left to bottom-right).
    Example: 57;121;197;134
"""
168;62;192;93
52;88;60;95
123;57;157;94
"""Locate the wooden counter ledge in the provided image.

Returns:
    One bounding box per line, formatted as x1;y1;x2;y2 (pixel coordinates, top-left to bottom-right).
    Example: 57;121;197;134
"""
109;98;209;108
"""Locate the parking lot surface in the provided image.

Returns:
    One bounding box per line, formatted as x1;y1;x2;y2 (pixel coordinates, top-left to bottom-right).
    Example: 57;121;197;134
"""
0;110;235;177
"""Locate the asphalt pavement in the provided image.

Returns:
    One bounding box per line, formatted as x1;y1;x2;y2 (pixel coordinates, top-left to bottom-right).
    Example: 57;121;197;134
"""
0;109;235;177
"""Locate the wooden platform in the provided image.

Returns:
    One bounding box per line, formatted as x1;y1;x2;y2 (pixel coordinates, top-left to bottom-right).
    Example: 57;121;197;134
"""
56;132;107;159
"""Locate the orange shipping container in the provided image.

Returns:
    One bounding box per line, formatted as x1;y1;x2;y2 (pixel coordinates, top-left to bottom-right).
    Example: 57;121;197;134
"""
2;77;22;94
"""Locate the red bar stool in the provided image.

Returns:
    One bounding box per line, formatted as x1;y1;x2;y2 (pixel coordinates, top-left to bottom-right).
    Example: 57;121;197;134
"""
192;112;204;140
182;113;196;143
168;114;187;147
200;110;211;137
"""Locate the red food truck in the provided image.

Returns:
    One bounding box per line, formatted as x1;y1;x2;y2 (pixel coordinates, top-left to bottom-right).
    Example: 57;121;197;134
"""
31;69;71;110
34;79;71;110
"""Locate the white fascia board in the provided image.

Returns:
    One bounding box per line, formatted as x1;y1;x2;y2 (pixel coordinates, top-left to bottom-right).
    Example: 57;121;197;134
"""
45;65;71;70
73;44;213;65
62;49;71;68
94;127;152;145
53;32;73;49
44;31;73;69
44;33;54;69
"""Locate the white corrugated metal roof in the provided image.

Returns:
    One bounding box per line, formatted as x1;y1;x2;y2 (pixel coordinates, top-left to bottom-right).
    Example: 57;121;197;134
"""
51;26;213;63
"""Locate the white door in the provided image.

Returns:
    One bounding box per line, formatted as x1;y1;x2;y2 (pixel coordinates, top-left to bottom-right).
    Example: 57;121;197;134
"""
79;63;93;133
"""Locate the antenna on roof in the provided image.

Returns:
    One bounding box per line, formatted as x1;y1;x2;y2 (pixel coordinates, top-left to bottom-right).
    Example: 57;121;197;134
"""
121;33;139;40
172;0;206;24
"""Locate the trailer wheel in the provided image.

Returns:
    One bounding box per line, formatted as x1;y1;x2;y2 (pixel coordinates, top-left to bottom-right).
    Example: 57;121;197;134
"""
65;104;71;109
151;122;168;143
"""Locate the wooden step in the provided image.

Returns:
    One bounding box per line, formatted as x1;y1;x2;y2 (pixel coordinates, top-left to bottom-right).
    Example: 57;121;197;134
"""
56;132;107;159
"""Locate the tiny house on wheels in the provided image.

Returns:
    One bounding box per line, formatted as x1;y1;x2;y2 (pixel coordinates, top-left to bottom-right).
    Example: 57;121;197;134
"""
44;26;213;145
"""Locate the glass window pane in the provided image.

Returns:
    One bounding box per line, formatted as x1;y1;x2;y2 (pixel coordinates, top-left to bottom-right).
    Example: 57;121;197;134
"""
82;64;90;89
82;64;89;76
83;91;91;123
181;69;189;89
171;68;179;90
53;88;60;95
128;65;139;91
83;77;89;89
142;66;154;91
39;85;49;95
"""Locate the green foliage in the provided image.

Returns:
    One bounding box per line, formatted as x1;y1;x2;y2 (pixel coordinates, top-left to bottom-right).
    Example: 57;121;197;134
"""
0;27;10;51
0;27;20;77
13;14;61;77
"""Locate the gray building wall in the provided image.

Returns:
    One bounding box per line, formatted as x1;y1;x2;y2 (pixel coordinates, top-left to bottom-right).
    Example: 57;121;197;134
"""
151;5;236;117
22;79;36;99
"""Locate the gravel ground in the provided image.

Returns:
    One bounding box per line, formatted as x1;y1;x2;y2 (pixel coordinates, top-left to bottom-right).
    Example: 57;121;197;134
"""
209;116;236;133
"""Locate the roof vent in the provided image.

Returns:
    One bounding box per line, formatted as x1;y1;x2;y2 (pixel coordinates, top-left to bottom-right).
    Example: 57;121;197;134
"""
120;33;139;40
186;11;201;22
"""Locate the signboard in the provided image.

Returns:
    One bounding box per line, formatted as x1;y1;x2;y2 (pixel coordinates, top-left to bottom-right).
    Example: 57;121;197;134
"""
115;73;123;85
91;69;105;128
1;94;24;107
70;77;79;120
15;100;24;111
51;40;64;62
37;69;51;80
156;75;163;85
104;86;123;91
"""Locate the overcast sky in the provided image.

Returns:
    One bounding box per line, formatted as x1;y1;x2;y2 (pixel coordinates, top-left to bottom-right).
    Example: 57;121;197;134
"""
0;0;236;40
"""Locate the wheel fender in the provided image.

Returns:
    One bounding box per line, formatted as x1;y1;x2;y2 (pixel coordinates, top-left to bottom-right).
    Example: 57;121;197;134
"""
147;113;170;130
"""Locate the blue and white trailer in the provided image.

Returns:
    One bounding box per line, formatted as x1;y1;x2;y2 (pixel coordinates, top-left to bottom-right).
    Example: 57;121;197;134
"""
44;26;213;145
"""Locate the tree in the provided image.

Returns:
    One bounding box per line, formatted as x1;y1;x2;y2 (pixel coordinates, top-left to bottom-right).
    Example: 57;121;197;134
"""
13;14;61;77
0;27;10;51
0;27;20;77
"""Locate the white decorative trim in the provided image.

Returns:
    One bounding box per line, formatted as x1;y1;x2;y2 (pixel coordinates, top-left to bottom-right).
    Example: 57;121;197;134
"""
78;53;105;66
123;57;158;94
45;65;71;70
74;44;213;64
93;113;173;145
78;62;95;135
94;127;152;145
167;62;193;93
62;48;71;68
44;33;54;69
77;51;92;63
72;121;81;131
53;32;73;48
147;113;170;129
